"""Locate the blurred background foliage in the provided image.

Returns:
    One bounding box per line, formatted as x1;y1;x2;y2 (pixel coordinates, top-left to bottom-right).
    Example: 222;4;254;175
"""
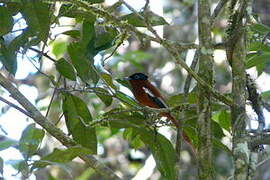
0;0;270;179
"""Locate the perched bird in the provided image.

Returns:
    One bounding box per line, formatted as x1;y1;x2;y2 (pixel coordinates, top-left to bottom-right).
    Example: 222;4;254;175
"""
125;72;193;150
125;72;179;127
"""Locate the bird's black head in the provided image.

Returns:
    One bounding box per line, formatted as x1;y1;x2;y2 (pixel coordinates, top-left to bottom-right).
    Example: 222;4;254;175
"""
128;73;148;80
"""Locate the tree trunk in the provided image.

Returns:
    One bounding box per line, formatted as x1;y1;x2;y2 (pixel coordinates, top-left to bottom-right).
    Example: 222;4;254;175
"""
197;0;214;179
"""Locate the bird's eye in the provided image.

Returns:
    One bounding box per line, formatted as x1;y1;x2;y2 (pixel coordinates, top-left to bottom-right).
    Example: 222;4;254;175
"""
134;75;139;79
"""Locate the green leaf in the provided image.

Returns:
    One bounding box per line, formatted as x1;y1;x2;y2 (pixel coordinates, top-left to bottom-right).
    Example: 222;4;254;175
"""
213;138;232;155
212;120;226;139
121;11;168;27
0;138;17;151
135;128;176;180
68;42;93;83
51;39;68;59
246;52;270;69
0;39;17;75
94;87;113;106
103;110;144;128
101;73;116;89
115;91;139;107
261;90;270;100
116;78;132;89
122;51;153;62
212;110;231;132
183;118;198;147
0;6;14;36
62;30;81;39
58;4;96;19
256;62;266;76
6;2;22;15
8;28;34;52
55;58;76;81
83;0;104;3
94;27;118;52
81;19;95;49
167;93;197;106
21;0;50;41
62;93;97;153
123;128;144;149
32;146;92;168
248;41;270;52
18;124;45;159
7;159;29;177
250;23;270;34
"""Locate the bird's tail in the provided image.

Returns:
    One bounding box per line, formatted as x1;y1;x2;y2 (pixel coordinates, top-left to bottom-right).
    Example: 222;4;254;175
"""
162;112;195;153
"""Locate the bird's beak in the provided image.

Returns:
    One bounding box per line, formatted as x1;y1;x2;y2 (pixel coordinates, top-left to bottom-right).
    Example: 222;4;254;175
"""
124;77;131;81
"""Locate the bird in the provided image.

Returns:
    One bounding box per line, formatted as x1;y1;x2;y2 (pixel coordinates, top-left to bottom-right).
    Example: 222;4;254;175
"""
125;72;179;127
125;73;193;149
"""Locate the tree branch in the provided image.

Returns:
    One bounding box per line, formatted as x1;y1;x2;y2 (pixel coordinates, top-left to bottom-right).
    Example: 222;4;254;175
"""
0;96;33;118
49;0;233;106
0;72;121;180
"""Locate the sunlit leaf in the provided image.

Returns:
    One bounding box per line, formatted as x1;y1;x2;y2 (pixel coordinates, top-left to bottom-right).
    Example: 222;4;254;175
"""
0;6;14;36
121;11;168;27
55;58;76;81
62;93;97;153
18;124;45;159
51;39;68;59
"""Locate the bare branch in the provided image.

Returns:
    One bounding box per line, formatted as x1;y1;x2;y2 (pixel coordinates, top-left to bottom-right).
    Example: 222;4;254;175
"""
211;0;230;24
0;96;33;119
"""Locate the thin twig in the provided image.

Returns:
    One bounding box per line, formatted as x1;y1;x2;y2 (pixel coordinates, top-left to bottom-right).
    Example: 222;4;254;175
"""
119;0;233;106
55;113;64;126
29;47;57;62
184;50;200;93
0;96;33;118
45;76;61;118
211;0;230;24
143;0;150;12
0;72;121;180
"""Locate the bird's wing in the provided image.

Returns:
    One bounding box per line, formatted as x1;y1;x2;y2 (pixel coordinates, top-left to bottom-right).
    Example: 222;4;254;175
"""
142;87;168;108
